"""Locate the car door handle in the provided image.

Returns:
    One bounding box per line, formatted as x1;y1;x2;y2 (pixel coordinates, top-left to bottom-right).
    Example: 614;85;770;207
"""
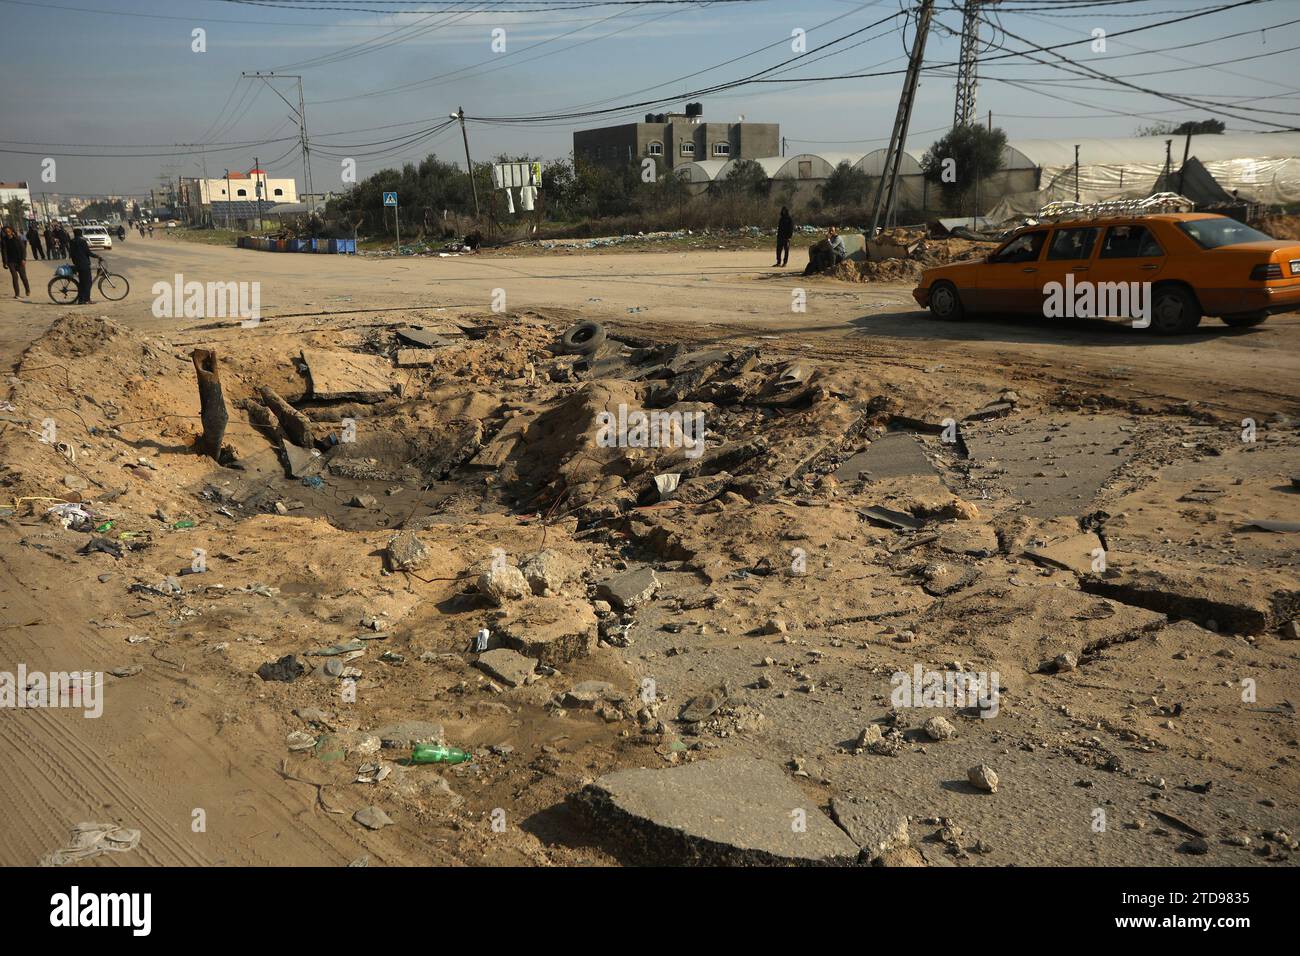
1140;264;1159;270
1022;267;1037;273
1073;266;1089;272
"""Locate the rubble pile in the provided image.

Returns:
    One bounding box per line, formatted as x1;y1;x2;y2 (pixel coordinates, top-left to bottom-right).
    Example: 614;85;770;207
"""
2;307;1297;869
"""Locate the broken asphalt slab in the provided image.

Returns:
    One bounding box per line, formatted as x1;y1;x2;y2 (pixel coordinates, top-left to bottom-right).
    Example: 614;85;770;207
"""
1023;532;1104;576
1081;553;1300;635
963;416;1132;518
596;567;660;611
833;433;935;483
473;647;537;688
301;348;397;402
574;757;859;866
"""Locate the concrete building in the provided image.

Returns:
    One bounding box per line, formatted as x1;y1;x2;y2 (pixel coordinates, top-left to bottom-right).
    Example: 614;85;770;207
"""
0;181;33;222
573;102;779;172
181;167;299;219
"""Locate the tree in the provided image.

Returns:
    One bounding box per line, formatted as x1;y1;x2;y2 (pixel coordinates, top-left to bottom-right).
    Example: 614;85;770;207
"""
1137;118;1225;137
3;196;27;228
921;124;1007;214
818;161;873;207
710;159;770;198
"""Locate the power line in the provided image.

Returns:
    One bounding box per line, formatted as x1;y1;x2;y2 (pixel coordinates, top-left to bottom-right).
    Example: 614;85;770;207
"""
977;10;1300;129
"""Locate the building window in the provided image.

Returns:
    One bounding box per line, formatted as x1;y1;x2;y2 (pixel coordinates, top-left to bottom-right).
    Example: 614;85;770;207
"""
713;143;730;156
273;188;283;196
680;143;695;156
648;142;663;156
236;188;247;197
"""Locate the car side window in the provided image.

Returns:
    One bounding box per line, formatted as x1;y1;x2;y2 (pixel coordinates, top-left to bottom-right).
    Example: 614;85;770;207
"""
992;230;1047;263
1099;224;1164;259
1046;227;1098;261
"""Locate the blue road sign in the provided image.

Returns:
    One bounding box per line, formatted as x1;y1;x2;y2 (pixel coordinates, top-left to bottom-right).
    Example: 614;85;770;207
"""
382;191;398;206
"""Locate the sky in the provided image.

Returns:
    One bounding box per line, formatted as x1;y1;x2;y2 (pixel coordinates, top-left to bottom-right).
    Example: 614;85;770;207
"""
0;0;1296;198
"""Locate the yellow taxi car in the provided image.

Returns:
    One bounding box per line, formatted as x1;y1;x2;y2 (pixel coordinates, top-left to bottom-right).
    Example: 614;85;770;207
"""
913;212;1300;334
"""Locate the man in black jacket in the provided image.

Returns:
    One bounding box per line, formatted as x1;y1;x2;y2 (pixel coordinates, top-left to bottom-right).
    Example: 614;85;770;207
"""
774;207;794;268
26;224;44;260
68;228;101;304
2;225;31;297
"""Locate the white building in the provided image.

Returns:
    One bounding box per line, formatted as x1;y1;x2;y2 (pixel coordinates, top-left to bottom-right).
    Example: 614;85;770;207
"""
0;181;33;222
182;167;298;216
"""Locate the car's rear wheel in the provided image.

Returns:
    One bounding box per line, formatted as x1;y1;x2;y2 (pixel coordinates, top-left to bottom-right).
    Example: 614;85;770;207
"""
929;281;965;321
1150;285;1201;335
1221;311;1267;328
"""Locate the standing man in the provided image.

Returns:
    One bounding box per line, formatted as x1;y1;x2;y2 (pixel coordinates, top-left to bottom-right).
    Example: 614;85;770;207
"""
26;223;44;260
1;225;31;298
43;223;54;259
68;227;101;304
774;206;794;268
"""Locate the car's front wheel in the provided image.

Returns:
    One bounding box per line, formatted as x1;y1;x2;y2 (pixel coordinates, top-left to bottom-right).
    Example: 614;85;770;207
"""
1150;285;1202;335
929;281;965;321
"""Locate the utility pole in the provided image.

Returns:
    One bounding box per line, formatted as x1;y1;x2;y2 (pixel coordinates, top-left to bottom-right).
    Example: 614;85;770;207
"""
869;0;934;235
1074;144;1081;202
244;72;313;215
225;169;232;230
255;155;263;231
1178;130;1193;195
953;1;999;129
451;107;481;219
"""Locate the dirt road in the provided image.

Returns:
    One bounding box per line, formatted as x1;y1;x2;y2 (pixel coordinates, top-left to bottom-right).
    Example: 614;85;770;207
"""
1;236;1296;868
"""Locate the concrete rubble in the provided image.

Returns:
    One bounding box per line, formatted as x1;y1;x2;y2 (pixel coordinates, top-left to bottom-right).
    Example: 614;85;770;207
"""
5;307;1297;869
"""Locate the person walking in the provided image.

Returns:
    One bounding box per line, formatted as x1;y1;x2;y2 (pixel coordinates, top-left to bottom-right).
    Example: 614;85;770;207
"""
2;225;31;298
26;223;44;260
774;206;794;268
52;224;67;259
68;227;101;304
43;224;54;258
117;224;126;242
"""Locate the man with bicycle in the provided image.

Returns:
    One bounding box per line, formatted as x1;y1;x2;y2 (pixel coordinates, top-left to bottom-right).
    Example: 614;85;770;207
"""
68;228;102;304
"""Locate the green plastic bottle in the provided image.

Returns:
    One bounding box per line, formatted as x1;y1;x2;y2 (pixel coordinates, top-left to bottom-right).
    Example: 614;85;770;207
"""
411;744;472;765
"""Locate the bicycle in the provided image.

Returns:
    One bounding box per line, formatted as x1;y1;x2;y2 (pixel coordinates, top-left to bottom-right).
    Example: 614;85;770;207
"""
48;259;130;304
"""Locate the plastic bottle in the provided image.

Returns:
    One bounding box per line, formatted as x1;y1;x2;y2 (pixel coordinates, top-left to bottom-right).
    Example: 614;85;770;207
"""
411;744;472;765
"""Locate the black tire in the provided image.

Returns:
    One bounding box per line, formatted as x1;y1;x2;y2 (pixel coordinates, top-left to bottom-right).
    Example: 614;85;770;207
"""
98;272;129;301
559;320;606;356
1221;311;1267;328
1149;285;1201;335
48;276;78;305
928;281;965;321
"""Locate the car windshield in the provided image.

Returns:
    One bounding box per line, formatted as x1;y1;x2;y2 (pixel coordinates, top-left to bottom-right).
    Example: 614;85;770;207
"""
1177;218;1273;249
